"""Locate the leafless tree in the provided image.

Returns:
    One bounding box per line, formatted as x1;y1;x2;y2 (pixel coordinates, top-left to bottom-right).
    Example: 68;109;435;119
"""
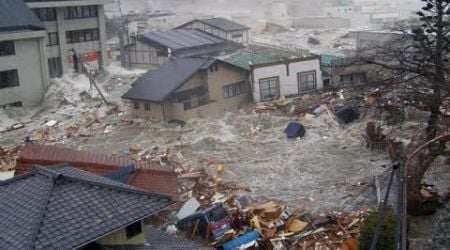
355;0;450;215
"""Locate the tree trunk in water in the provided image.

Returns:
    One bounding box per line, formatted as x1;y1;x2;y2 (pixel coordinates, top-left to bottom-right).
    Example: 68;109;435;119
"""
406;137;442;215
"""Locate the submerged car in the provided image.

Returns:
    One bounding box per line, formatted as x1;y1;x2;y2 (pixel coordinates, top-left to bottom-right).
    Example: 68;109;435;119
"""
176;205;232;241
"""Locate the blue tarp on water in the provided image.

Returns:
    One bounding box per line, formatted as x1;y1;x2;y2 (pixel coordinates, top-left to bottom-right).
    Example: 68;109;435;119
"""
221;231;260;250
284;122;306;138
103;165;135;184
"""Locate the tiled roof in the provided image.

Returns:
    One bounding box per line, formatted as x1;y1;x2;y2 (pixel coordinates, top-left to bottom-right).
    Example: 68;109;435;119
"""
122;57;215;102
16;143;179;200
0;165;175;250
223;51;279;71
0;0;45;32
111;226;214;250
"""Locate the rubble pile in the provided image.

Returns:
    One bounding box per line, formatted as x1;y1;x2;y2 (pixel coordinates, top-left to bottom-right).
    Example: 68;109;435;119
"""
171;162;369;249
0;145;20;171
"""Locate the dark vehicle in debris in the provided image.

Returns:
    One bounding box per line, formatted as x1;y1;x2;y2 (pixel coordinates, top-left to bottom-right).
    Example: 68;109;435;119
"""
176;205;232;241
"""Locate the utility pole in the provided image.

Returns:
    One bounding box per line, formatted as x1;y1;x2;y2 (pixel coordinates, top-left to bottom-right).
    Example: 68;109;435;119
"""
117;0;129;68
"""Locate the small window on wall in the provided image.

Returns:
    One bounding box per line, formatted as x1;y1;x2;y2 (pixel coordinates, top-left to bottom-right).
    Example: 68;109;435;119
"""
47;33;59;46
232;33;243;39
0;41;15;56
0;70;19;89
133;101;139;109
144;103;151;111
125;221;142;239
298;71;316;92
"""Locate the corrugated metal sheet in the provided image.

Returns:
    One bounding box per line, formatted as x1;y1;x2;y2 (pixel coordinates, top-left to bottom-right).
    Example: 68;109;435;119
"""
138;29;224;50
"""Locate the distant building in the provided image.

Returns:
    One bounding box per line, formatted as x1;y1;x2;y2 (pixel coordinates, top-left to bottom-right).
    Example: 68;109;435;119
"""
176;17;250;44
0;0;49;107
125;29;243;69
25;0;111;77
122;57;249;121
0;164;175;249
224;52;323;102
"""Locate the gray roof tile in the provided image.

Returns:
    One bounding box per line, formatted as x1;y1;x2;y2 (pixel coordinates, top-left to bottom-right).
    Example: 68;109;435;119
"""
0;0;45;32
122;57;215;102
0;164;174;250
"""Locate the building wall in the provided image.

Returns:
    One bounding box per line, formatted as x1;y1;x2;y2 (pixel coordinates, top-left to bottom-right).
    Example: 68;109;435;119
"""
126;40;169;69
131;62;249;121
181;21;249;44
27;0;110;75
293;17;351;29
0;31;49;107
97;221;146;246
330;63;385;87
251;58;322;103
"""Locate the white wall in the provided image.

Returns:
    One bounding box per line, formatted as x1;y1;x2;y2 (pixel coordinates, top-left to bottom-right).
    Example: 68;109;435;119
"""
252;58;322;103
0;33;48;107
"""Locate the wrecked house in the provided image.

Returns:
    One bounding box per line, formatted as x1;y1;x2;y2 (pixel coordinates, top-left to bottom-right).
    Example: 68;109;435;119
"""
16;143;179;200
125;28;243;69
176;17;250;44
0;165;175;249
225;52;323;102
0;0;48;108
330;59;388;88
122;57;250;121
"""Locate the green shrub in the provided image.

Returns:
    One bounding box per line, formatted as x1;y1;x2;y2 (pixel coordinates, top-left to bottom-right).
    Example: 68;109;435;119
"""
359;210;396;250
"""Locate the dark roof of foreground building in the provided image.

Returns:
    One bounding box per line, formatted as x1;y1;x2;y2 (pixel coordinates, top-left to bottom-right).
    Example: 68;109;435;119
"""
180;17;250;32
122;57;215;102
111;226;214;250
0;0;45;32
0;164;175;250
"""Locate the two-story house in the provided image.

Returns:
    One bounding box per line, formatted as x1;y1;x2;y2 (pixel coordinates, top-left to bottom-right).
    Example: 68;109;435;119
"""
122;57;250;121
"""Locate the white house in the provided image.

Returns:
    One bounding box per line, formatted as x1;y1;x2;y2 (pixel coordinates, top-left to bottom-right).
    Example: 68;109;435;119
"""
250;57;323;102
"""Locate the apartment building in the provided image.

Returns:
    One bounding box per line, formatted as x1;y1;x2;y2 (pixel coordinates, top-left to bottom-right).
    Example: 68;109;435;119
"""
0;0;49;107
25;0;111;77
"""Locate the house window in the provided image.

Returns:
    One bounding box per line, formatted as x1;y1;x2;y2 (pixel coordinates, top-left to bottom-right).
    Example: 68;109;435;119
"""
232;33;243;39
223;81;245;98
259;77;279;101
0;41;15;56
33;8;56;21
0;70;19;89
133;101;139;109
298;71;316;92
340;73;368;85
144;103;151;111
64;6;98;19
66;29;100;44
177;87;209;110
125;221;142;239
47;32;59;46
